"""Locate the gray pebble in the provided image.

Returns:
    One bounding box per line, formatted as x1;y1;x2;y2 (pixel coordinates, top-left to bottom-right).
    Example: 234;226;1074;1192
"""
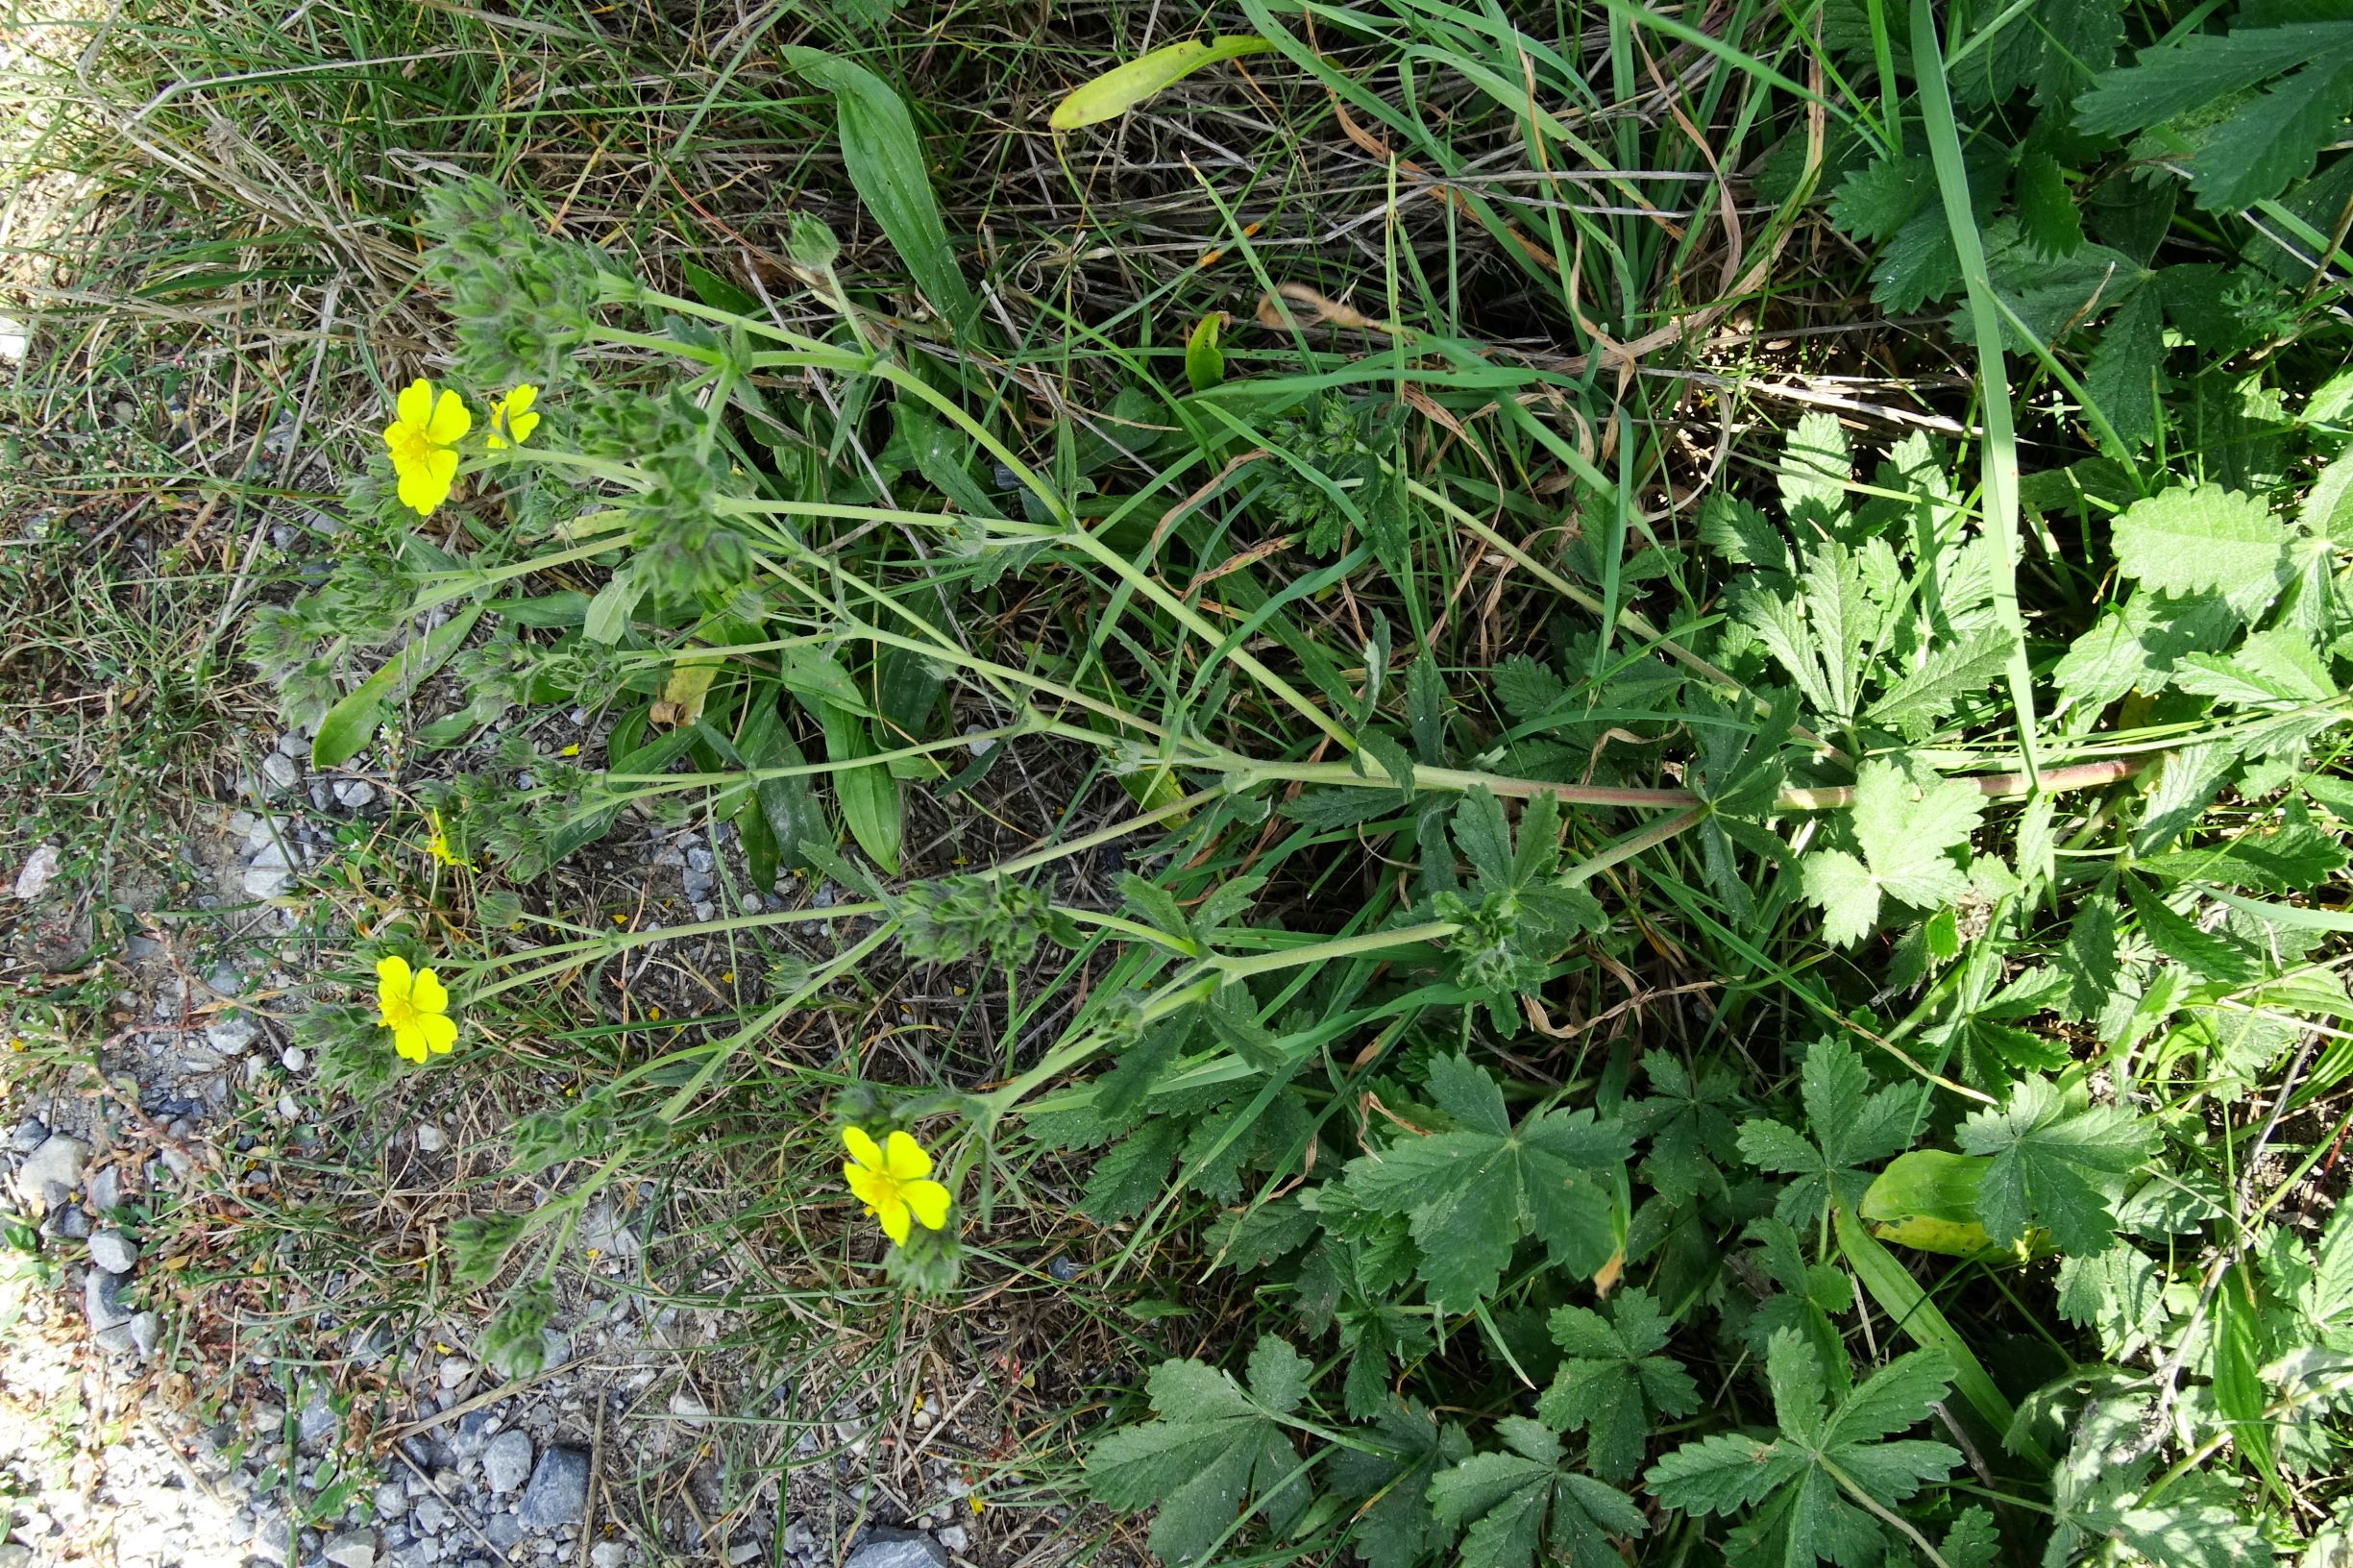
374;1482;408;1519
94;1321;135;1355
87;1230;137;1273
589;1546;628;1568
437;1358;473;1390
726;1544;760;1566
206;1016;260;1054
410;1496;452;1536
260;752;301;794
10;1118;46;1153
334;780;378;810
483;1430;533;1493
323;1531;378;1568
84;1268;132;1331
16;1134;89;1204
244;861;295;899
936;1527;968;1554
54;1208;89;1241
485;1515;525;1551
255;1515;294;1564
128;1311;161;1358
844;1531;949;1568
415;1125;447;1153
282;1046;308;1072
516;1448;590;1530
299;1389;337;1445
277;730;308;758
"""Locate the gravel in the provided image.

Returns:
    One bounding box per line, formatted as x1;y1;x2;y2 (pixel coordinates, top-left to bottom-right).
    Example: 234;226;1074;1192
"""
259;752;300;795
516;1448;590;1531
10;1119;46;1153
483;1431;533;1494
843;1531;950;1568
85;1269;133;1332
204;1017;259;1054
324;1531;379;1568
15;1135;89;1205
88;1230;137;1273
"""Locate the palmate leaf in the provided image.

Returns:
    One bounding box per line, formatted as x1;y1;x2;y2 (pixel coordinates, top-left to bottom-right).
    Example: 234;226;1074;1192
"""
1534;1287;1701;1481
1800;760;1984;944
1426;1417;1645;1568
1342;1053;1629;1310
1626;1048;1746;1206
1646;1331;1958;1568
1954;1078;2155;1256
1326;1399;1470;1568
1736;1037;1916;1229
1088;1337;1317;1565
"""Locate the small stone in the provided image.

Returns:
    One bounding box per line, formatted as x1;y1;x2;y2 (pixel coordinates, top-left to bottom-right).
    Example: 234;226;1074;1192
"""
324;1531;378;1568
726;1545;759;1566
410;1496;452;1536
300;1389;337;1444
88;1230;137;1273
374;1482;407;1519
277;1093;300;1121
16;1133;89;1204
415;1125;447;1153
10;1118;46;1152
589;1545;628;1568
666;1390;709;1427
84;1268;132;1331
255;1515;294;1564
516;1447;590;1530
206;1016;259;1054
260;752;300;795
12;844;60;900
282;1046;308;1072
53;1209;88;1240
1046;1256;1080;1282
334;780;378;810
277;731;308;758
483;1430;533;1493
437;1357;473;1390
244;861;294;899
844;1531;950;1568
685;847;714;873
94;1322;135;1355
0;1544;31;1568
485;1515;525;1551
128;1311;161;1357
936;1527;968;1554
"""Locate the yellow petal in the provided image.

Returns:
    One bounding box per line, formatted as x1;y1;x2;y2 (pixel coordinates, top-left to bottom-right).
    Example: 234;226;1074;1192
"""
418;1012;458;1055
376;955;412;1002
845;1164;890;1207
395;379;434;433
409;966;449;1016
397;466;442;517
882;1130;932;1181
509;408;540;443
841;1126;884;1172
392;1020;429;1063
902;1179;951;1232
876;1196;912;1246
427;386;473;444
426;446;458;488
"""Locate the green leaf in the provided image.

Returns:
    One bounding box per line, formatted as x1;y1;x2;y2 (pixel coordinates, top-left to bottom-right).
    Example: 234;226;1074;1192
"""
1801;760;1984;944
1049;35;1275;129
2083;287;2169;450
2051;592;2239;712
1735;1036;1915;1228
1955;1078;2155;1256
1426;1417;1645;1568
1184;311;1227;392
2109;485;2290;608
780;49;981;340
1862;628;2012;739
1534;1288;1700;1481
1834;1206;2032;1458
818;700;901;875
1827;154;1933;245
1646;1330;1958;1566
1325;1400;1469;1568
1493;655;1568;722
1088;1339;1314;1564
1343;1054;1627;1310
1776;411;1851;527
312;604;485;769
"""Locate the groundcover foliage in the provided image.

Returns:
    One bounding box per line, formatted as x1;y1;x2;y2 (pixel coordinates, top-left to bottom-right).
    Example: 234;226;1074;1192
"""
225;0;2353;1560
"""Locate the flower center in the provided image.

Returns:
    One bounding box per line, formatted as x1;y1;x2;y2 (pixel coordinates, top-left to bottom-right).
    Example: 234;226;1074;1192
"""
388;427;436;466
381;992;419;1029
865;1170;906;1207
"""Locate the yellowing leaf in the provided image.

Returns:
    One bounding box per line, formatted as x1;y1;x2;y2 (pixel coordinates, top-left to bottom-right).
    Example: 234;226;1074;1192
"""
1861;1150;2001;1258
1049;37;1275;131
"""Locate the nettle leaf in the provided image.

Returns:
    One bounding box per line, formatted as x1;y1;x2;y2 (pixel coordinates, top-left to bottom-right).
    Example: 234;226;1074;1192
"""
1434;790;1605;1028
1954;1079;2155;1256
1494;654;1569;723
2051;591;2240;712
1827;153;1932;245
1427;1417;1646;1568
1088;1338;1317;1564
1326;1399;1470;1568
2084;287;2169;451
2296;1201;2353;1351
1534;1287;1701;1481
1343;1053;1629;1310
1801;760;1984;945
1736;1037;1916;1229
1777;411;1852;527
2109;485;2291;613
1646;1331;1958;1567
2043;1390;2266;1568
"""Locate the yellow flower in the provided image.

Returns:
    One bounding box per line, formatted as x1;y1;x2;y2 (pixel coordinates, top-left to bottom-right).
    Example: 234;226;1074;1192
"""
841;1127;951;1246
486;384;540;450
382;379;472;516
376;955;457;1063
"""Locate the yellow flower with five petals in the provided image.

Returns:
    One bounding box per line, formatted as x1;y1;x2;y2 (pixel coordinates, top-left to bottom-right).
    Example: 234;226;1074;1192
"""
486;384;540;450
376;955;457;1063
841;1127;951;1245
382;379;471;516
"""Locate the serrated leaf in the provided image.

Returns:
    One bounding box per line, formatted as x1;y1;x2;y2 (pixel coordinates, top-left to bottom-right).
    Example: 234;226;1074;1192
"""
1802;760;1983;943
1535;1288;1699;1481
2110;485;2291;609
1426;1417;1645;1568
1828;154;1932;245
1863;628;2012;739
1326;1400;1469;1568
2084;287;2169;450
1777;412;1852;527
1088;1341;1313;1564
1735;1037;1916;1227
1956;1078;2155;1256
1344;1054;1628;1309
1493;655;1568;723
1646;1331;1958;1565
